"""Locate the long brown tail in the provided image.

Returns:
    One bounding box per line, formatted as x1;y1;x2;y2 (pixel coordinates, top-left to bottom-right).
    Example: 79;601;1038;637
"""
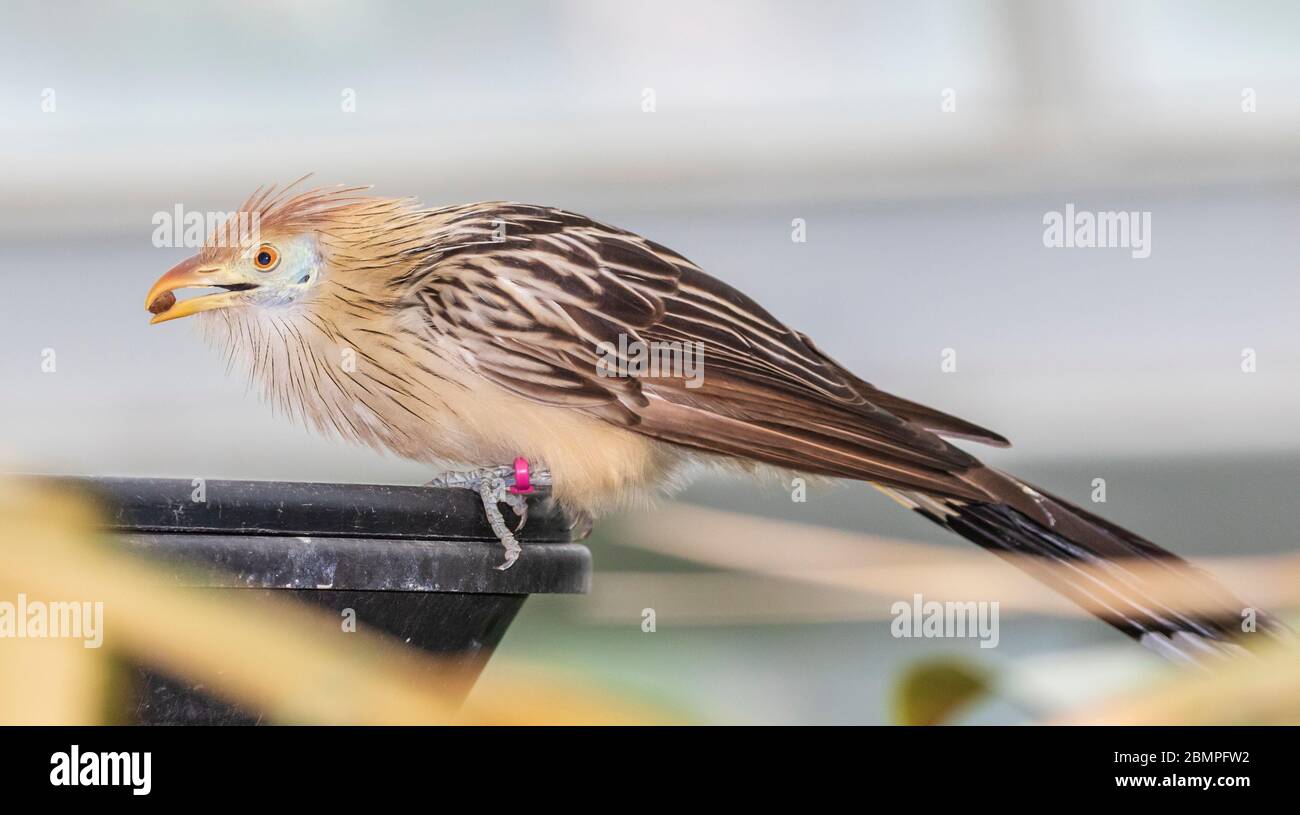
895;467;1289;664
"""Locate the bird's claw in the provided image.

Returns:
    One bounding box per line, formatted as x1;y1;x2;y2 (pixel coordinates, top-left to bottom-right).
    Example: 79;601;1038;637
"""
478;476;522;570
425;463;550;570
502;491;529;532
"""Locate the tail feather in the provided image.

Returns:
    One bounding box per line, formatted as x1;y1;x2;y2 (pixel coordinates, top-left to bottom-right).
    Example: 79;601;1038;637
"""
899;469;1289;665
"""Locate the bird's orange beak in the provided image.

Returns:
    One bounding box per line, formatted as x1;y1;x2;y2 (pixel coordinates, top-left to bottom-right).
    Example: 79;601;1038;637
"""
145;256;257;324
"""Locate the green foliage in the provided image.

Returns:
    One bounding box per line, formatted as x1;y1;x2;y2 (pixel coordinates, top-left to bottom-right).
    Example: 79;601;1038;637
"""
892;658;992;725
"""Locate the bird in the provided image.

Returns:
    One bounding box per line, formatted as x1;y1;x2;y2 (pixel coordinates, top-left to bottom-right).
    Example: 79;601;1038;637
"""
145;180;1285;664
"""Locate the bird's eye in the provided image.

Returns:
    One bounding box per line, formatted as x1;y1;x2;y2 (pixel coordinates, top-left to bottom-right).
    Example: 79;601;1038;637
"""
252;244;280;272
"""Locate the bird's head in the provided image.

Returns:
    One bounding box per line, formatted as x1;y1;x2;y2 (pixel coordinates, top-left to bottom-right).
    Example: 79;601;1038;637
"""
144;181;407;325
145;234;323;323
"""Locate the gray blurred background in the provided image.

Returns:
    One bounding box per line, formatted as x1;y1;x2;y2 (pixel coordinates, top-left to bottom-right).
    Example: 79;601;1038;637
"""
1;0;1297;723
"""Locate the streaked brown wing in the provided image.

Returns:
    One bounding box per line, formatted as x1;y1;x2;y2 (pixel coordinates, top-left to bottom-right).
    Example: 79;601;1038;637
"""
399;203;1003;501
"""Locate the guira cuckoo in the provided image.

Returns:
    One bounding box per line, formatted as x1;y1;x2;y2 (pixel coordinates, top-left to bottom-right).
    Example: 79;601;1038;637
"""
145;182;1283;663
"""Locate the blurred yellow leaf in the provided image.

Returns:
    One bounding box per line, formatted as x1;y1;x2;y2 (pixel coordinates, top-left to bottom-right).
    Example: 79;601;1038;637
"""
892;658;992;725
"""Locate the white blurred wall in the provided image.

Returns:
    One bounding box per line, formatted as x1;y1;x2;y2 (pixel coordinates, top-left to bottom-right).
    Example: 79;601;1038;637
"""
1;0;1298;479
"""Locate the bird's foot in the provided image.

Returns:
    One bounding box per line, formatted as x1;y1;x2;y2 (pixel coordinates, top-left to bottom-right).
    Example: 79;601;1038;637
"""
425;459;552;571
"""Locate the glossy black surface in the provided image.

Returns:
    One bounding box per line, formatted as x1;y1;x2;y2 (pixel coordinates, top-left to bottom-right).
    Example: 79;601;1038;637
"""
44;475;588;542
47;476;592;724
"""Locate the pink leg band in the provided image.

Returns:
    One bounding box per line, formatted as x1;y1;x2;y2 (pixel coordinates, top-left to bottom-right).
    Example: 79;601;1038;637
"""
509;456;534;495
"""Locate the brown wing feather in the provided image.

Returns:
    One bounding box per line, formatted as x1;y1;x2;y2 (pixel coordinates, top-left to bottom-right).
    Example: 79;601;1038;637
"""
399;203;1003;501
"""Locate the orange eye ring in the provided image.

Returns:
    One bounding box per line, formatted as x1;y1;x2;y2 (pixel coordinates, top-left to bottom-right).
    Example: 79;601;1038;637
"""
252;244;280;272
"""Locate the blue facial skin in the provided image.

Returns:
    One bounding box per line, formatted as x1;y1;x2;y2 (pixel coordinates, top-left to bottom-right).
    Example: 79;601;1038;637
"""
244;235;322;308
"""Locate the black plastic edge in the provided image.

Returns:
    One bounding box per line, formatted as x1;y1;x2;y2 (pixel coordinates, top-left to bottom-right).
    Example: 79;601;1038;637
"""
117;532;592;594
37;476;591;543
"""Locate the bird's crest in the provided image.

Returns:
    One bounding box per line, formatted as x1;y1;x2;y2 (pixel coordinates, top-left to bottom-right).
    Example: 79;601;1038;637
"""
197;175;383;262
